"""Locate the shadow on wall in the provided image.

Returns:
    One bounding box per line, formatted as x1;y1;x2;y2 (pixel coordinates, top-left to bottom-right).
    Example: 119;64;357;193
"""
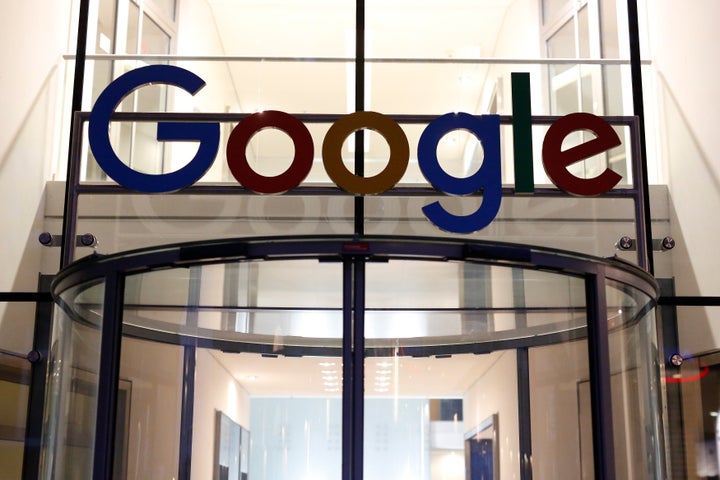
0;66;62;353
656;71;719;353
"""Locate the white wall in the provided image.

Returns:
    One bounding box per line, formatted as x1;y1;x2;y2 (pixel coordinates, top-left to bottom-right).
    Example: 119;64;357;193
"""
191;349;251;480
0;0;73;353
529;341;587;479
119;337;184;480
643;0;720;353
463;350;519;480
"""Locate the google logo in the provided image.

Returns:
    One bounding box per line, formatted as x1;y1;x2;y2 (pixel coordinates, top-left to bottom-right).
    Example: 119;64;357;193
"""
89;65;622;234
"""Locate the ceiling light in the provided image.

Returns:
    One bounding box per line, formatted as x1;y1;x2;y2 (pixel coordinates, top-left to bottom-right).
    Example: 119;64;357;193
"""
319;362;336;367
375;376;390;382
376;369;391;375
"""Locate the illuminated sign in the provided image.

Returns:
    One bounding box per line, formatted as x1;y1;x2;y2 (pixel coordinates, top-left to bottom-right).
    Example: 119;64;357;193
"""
89;65;622;234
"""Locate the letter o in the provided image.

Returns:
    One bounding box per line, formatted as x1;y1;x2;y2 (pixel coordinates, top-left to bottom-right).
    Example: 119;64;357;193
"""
226;111;314;194
322;112;409;194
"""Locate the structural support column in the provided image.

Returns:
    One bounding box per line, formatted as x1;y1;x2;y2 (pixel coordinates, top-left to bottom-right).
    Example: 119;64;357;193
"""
353;0;365;235
626;0;654;274
585;270;616;480
342;256;366;480
61;0;90;268
93;272;126;480
22;275;54;480
179;266;202;480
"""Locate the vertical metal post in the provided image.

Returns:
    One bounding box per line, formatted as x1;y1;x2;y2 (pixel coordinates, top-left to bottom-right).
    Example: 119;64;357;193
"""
513;269;532;479
517;348;533;480
178;347;196;479
585;270;616;480
626;0;654;274
22;275;55;480
179;266;201;480
354;0;365;236
352;258;365;480
61;114;85;268
93;272;126;480
342;255;366;480
629;119;650;271
657;279;686;478
342;259;354;480
61;0;91;268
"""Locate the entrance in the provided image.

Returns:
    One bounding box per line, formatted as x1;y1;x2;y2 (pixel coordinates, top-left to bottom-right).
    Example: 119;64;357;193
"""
39;236;664;480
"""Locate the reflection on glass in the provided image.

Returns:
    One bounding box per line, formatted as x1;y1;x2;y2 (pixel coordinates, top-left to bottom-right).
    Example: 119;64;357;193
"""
606;279;664;479
39;285;104;480
530;339;592;478
117;337;183;478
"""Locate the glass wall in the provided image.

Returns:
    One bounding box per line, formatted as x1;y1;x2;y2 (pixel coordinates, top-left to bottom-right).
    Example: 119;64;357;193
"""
41;237;664;480
50;0;652;273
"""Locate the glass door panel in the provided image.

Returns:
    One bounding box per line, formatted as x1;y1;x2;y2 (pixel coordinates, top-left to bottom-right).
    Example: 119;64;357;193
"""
364;259;520;480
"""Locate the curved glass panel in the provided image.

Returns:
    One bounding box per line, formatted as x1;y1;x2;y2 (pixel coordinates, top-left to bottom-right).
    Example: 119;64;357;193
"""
43;237;662;480
39;283;104;480
605;279;665;479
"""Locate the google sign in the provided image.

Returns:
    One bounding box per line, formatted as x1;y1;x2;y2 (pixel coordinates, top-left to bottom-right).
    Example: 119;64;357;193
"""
89;65;623;234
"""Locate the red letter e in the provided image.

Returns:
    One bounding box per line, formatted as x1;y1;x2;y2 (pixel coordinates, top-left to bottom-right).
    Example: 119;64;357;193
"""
542;112;622;196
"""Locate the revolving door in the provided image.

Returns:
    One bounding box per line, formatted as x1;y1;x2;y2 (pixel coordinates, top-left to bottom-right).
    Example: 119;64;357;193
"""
39;236;664;480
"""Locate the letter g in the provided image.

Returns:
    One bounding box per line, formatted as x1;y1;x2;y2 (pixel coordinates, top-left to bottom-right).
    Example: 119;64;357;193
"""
88;65;220;192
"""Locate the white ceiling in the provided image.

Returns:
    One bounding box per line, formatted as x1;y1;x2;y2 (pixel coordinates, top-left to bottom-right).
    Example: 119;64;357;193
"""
212;349;503;398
